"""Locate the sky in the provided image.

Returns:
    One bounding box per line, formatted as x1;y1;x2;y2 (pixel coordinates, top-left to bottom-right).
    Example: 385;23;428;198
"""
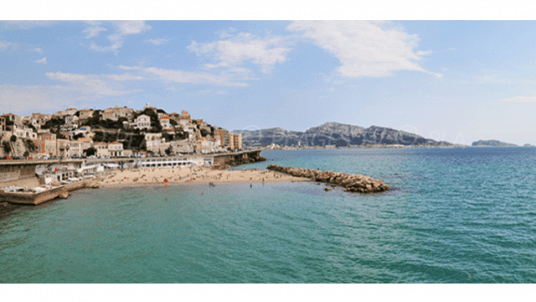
2;19;536;145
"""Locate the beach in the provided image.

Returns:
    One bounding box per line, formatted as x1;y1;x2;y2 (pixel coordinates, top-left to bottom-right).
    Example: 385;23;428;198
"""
95;166;310;187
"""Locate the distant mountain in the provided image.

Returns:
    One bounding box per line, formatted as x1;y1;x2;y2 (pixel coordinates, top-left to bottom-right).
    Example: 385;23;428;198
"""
233;122;454;147
471;140;518;147
524;143;533;147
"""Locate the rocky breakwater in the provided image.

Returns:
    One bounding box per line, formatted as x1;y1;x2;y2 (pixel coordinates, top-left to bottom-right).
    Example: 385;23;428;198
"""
266;165;391;193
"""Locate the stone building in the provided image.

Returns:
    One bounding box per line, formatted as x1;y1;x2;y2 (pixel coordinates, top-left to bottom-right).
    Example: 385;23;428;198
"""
108;141;124;157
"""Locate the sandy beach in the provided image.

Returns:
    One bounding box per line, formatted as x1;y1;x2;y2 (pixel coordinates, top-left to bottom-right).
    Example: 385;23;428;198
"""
96;166;310;187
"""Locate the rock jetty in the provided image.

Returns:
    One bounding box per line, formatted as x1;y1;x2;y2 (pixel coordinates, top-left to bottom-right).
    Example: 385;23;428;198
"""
266;165;391;193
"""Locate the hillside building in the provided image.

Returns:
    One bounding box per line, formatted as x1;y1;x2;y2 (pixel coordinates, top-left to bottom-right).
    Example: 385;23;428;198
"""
134;114;151;130
108;142;124;157
79;109;94;120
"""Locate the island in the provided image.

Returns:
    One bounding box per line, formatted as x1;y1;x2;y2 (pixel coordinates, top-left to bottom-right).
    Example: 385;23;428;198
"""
471;140;518;147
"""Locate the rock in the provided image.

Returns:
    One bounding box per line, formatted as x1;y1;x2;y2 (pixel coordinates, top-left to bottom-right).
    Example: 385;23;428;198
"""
59;191;69;199
324;187;332;191
266;164;391;193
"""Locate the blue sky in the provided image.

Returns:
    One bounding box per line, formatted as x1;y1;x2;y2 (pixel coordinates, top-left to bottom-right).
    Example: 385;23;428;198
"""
2;20;536;145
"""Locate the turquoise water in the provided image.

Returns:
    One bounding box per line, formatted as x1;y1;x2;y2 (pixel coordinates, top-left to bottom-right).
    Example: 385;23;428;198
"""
1;147;535;283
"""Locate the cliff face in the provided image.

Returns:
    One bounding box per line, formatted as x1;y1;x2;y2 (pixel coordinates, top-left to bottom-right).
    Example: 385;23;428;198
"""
234;122;453;147
472;140;518;147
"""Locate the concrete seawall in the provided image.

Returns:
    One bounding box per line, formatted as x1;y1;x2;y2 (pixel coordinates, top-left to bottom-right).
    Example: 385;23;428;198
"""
0;186;67;206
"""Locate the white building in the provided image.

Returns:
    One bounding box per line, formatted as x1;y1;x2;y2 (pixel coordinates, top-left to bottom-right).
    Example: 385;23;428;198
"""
69;141;83;158
135;114;151;130
13;124;37;139
135;156;213;168
145;133;165;152
65;115;79;125
94;142;109;157
159;115;172;129
108;142;124;157
74;126;91;136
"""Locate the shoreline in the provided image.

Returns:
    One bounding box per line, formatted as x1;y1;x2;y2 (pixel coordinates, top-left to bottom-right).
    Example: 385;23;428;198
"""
95;166;309;188
1;166;308;214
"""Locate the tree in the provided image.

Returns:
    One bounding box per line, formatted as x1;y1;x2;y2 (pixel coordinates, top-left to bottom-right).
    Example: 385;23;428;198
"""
3;141;12;154
24;139;36;152
86;147;96;156
23;151;30;157
10;135;17;142
165;146;172;156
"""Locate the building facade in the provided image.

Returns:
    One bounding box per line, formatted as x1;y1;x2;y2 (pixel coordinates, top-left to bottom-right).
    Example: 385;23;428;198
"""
135;114;151;130
79;109;94;120
108;142;124;157
94;142;109;157
229;133;242;150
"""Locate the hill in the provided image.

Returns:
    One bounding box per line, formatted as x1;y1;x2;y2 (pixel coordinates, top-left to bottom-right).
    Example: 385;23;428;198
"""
233;122;454;147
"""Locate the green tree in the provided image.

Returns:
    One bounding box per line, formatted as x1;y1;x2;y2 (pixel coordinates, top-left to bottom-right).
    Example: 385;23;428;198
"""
10;135;17;142
3;141;12;154
86;147;96;156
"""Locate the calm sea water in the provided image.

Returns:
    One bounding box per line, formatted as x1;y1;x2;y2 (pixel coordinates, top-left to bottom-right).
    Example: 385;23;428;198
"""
1;147;535;283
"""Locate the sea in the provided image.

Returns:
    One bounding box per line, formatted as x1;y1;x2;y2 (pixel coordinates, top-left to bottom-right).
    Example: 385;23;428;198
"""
1;147;535;283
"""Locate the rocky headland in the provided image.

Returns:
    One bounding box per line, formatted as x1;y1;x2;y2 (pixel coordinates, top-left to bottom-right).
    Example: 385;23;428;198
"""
471;140;518;147
266;165;391;193
213;153;267;170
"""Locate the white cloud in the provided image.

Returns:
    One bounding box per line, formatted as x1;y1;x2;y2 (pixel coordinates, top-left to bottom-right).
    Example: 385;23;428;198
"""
83;25;107;38
88;21;151;55
187;32;291;74
115;21;151;35
118;65;248;87
46;71;142;97
498;95;536;103
0;71;145;115
287;21;441;78
146;38;171;45
0;84;73;114
0;40;16;51
0;21;57;30
104;74;145;81
35;57;47;64
31;47;43;54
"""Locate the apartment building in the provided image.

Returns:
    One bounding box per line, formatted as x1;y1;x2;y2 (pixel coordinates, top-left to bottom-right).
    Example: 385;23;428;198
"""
34;132;57;156
79;109;94;120
159;115;172;130
94;142;109;157
214;129;229;147
135;114;151;130
108;142;124;157
1;113;22;126
13;124;37;139
65;115;79;125
229;133;242;150
57;139;70;158
69;140;83;158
